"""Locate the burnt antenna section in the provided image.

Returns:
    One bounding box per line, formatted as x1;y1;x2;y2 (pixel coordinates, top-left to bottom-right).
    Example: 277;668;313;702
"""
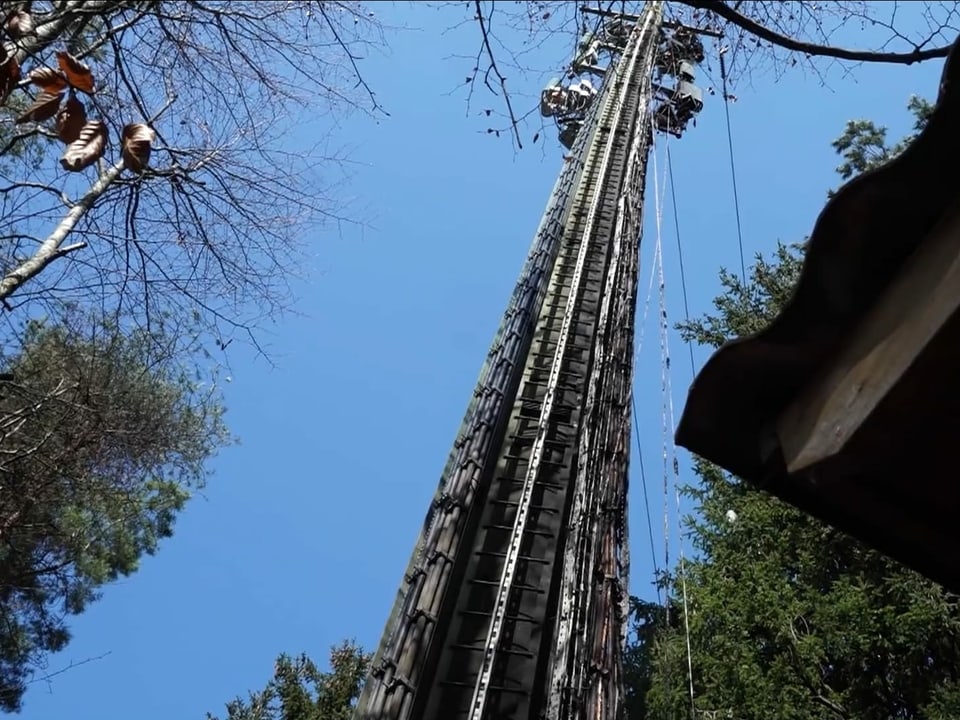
653;26;707;138
355;3;713;719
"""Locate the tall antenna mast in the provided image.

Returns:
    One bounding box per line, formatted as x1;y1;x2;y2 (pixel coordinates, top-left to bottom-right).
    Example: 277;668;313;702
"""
355;3;707;718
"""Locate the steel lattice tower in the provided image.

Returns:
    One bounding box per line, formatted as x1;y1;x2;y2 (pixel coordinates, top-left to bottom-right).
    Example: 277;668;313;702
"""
355;4;685;718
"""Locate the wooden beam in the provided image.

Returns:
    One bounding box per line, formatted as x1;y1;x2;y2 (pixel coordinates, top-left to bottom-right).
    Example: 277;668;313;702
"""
776;197;960;473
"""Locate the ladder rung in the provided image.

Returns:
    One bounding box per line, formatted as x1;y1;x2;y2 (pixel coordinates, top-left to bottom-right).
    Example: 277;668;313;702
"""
438;680;530;695
475;550;551;564
468;578;546;593
493;477;566;492
489;499;559;513
483;524;554;538
459;609;539;624
449;643;535;659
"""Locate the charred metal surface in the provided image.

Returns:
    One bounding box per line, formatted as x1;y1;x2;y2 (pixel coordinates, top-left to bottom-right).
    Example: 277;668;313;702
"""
354;5;662;719
545;36;656;720
675;34;960;591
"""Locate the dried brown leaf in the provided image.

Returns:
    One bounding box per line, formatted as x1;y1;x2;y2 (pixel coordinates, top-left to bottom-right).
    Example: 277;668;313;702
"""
121;122;156;173
16;90;62;124
55;51;94;94
0;54;19;107
60;119;107;172
28;66;67;94
56;95;86;144
5;9;33;38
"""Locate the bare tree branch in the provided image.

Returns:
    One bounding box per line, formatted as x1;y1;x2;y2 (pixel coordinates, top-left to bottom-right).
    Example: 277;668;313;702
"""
0;160;121;300
681;0;951;65
0;1;384;359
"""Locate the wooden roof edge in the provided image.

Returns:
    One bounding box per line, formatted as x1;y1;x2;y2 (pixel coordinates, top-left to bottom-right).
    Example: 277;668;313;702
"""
675;32;960;485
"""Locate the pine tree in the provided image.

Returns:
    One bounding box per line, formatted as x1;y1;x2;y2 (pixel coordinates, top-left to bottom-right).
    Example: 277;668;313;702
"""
633;96;960;720
0;311;229;711
209;641;370;720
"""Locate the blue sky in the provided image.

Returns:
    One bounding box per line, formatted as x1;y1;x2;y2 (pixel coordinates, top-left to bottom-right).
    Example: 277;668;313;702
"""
20;3;943;719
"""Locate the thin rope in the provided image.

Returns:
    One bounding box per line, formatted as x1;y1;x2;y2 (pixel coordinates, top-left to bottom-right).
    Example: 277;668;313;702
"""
719;50;747;284
632;416;660;602
652;125;697;720
633;118;672;604
666;146;697;380
633;187;664;603
660;276;697;720
649;125;672;617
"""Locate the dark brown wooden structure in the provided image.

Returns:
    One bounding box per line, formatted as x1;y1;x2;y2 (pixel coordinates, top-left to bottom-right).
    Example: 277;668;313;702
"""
675;34;960;592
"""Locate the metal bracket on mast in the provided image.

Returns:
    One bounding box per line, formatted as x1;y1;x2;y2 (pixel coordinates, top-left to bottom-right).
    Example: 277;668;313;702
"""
539;15;634;150
652;23;707;138
554;6;716;144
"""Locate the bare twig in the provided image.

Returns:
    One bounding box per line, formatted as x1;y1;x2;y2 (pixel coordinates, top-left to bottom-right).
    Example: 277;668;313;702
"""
26;651;112;690
474;0;524;149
